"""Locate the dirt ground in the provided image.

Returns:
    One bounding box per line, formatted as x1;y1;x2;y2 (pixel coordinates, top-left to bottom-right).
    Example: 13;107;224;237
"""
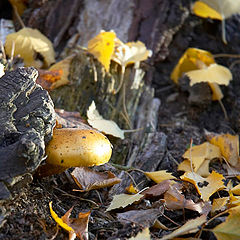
1;1;240;240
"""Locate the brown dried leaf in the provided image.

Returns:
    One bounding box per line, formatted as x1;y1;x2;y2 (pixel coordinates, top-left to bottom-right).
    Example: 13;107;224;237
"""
71;167;121;191
164;183;210;214
117;208;163;228
143;180;172;198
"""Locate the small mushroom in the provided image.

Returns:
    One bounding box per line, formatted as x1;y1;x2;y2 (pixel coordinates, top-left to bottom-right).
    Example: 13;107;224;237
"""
46;128;112;168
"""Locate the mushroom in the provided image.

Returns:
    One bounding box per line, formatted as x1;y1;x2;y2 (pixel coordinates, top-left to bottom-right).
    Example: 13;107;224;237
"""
36;128;112;177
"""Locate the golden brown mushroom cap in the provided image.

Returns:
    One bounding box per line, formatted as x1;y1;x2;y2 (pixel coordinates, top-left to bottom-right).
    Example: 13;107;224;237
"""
46;128;112;167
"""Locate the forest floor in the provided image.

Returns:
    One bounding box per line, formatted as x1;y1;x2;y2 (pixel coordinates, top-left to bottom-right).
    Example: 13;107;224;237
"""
1;1;240;240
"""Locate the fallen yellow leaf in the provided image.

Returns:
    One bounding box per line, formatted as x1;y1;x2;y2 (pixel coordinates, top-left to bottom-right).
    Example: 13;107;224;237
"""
49;201;74;232
5;28;55;68
160;215;207;240
47;55;74;89
144;170;176;183
192;0;240;43
106;193;144;211
87;100;125;139
207;132;240;167
192;1;222;20
212;206;240;240
182;142;221;174
112;41;152;67
181;171;225;201
231;184;240;195
193;0;240;20
171;48;215;84
87;30;116;72
185;63;232;86
208;82;224;101
211;197;229;214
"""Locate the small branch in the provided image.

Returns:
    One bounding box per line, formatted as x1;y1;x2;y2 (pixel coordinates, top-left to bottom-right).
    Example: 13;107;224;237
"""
13;5;25;28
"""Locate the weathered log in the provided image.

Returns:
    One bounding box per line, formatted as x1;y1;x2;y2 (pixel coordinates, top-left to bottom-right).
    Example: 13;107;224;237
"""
0;67;55;200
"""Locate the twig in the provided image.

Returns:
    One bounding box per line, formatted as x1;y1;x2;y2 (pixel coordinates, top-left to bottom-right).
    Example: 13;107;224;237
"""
189;138;194;173
12;5;25;28
53;187;99;207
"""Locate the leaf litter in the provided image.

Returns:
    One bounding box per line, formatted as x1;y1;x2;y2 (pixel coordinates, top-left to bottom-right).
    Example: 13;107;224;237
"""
2;7;240;240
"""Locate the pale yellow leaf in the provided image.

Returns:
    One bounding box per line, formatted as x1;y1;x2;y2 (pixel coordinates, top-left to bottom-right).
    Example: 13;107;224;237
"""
106;193;144;211
160;215;207;240
129;228;151;240
185;63;232;86
170;48;215;84
181;171;225;201
144;170;176;183
178;159;211;177
112;41;152;67
231;184;240;195
183;142;221;172
87;101;124;139
0;63;5;78
211;197;229;214
208;82;224;101
195;0;240;20
207;133;239;167
212;206;240;240
5;27;55;68
87;30;116;72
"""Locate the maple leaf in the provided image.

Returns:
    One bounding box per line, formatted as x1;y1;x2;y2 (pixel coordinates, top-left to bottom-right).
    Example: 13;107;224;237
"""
87;101;124;139
106;193;144;211
5;28;55;68
87;30;116;72
181;171;225;201
71;167;121;191
212;206;240;240
144;170;176;183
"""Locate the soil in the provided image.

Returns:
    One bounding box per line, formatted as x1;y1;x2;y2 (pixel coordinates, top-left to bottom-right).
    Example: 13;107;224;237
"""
1;1;240;240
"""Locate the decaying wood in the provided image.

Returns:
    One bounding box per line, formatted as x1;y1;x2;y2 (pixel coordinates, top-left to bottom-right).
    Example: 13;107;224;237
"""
0;67;55;200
